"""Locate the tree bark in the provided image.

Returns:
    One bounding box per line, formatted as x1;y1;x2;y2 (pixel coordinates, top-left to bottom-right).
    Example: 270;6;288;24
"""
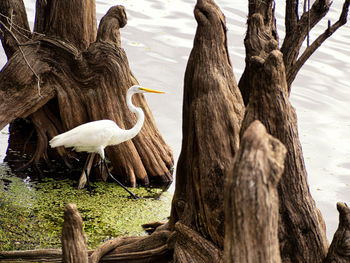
1;0;350;262
0;0;32;59
284;0;350;87
224;120;285;263
239;0;350;100
0;214;173;263
0;1;173;187
169;0;244;253
324;202;350;263
34;0;97;50
61;204;88;263
240;48;328;262
238;0;279;105
173;222;223;263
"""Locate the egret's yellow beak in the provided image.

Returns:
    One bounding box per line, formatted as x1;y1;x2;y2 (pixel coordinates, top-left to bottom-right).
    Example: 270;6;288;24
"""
140;87;165;94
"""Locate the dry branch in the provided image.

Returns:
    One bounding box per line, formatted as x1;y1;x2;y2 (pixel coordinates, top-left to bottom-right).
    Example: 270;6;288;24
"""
282;0;350;88
287;0;350;85
281;0;332;79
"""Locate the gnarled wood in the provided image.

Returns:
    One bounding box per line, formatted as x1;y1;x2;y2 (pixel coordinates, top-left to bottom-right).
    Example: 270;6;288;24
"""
0;0;32;59
324;202;350;263
238;0;278;105
224;120;285;263
240;0;350;98
169;0;244;252
61;204;88;263
90;237;127;263
0;2;173;187
1;0;349;262
34;0;96;50
0;249;62;262
240;49;328;262
101;230;172;262
173;222;222;263
0;216;171;262
96;6;126;46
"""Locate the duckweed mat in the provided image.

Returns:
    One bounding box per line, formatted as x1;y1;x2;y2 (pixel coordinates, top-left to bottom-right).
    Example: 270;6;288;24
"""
0;169;172;251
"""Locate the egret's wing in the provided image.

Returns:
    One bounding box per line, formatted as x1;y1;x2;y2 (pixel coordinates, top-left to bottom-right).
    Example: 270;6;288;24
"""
50;120;121;148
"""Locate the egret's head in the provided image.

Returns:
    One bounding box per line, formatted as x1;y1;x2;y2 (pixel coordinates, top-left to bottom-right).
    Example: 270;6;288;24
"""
130;85;164;94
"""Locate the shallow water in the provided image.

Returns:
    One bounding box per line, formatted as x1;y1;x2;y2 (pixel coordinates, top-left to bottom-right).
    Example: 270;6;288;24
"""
1;0;349;241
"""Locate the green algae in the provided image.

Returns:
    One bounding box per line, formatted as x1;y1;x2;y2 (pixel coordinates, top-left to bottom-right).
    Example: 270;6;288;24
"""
0;171;172;251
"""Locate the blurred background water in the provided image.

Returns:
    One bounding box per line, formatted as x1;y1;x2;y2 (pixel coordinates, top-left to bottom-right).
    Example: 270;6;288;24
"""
0;0;349;241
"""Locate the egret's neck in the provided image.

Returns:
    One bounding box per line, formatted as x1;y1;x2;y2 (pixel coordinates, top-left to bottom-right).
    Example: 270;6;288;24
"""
126;89;145;139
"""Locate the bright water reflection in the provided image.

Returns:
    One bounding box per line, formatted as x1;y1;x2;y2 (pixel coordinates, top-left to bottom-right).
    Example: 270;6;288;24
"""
0;0;349;241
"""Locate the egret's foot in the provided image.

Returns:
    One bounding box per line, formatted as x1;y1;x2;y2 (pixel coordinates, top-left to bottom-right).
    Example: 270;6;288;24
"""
87;185;93;196
103;160;140;200
129;193;141;200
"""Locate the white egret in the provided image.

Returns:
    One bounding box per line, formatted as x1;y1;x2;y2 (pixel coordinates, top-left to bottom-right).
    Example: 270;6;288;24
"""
49;85;164;199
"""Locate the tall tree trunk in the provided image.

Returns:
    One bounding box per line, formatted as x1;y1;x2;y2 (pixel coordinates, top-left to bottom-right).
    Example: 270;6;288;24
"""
169;0;245;252
0;0;173;186
238;0;279;105
34;0;97;50
236;0;349;261
240;47;328;262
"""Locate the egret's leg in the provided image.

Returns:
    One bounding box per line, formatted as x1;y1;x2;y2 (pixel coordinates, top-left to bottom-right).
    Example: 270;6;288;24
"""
78;153;95;190
103;160;139;199
85;166;92;195
84;153;95;194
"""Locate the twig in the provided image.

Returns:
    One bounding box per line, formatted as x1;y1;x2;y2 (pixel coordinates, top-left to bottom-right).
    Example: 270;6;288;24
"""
0;18;42;96
306;0;310;47
307;0;310;47
0;12;44;38
303;0;311;47
9;8;13;32
288;0;350;84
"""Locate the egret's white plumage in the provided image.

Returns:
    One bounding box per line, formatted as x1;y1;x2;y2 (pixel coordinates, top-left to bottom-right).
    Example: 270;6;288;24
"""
49;85;164;198
49;85;163;158
50;120;125;159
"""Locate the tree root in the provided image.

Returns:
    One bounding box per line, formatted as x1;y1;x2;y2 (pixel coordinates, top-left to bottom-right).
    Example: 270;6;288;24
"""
0;228;172;263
